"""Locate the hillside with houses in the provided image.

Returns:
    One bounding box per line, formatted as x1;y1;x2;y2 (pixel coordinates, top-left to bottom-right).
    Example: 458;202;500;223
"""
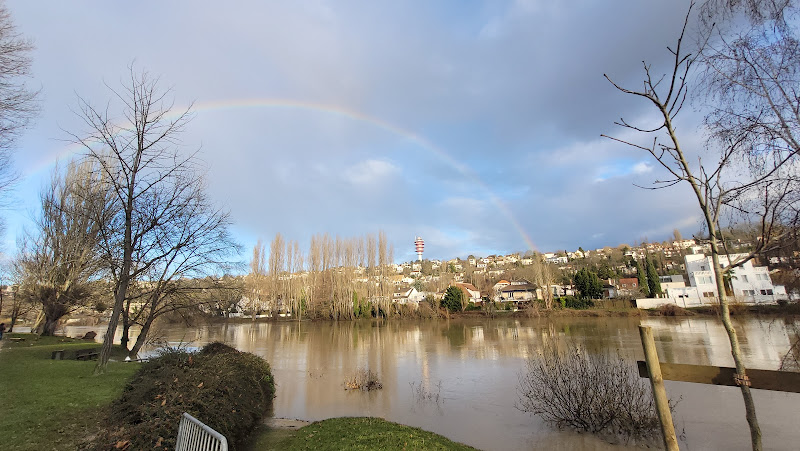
218;233;799;319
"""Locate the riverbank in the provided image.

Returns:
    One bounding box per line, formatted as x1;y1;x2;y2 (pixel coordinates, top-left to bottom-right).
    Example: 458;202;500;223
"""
0;333;476;450
204;301;800;324
246;417;477;450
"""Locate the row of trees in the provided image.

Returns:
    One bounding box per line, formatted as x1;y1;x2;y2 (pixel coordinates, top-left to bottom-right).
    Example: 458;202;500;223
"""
245;231;396;320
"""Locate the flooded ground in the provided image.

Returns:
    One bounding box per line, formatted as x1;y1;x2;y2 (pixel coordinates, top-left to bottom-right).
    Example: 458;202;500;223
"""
66;316;800;450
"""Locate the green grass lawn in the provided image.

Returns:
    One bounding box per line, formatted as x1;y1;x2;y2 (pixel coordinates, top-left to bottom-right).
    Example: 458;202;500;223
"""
250;417;477;451
0;333;139;451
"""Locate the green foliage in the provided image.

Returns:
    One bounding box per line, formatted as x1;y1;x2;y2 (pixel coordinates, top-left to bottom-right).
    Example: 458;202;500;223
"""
596;263;616;280
412;279;425;291
465;303;482;311
271;417;476;450
441;286;466;312
636;260;649;297
557;296;594;309
573;268;603;299
96;342;275;450
646;257;662;296
352;291;363;318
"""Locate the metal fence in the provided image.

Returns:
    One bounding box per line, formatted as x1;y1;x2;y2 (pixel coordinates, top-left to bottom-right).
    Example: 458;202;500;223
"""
175;412;228;451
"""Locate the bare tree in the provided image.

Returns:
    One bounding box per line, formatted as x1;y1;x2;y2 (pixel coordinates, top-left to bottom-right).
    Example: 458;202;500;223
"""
603;4;800;449
117;180;238;357
531;254;555;309
70;67;235;372
245;239;267;318
0;1;38;232
14;162;106;335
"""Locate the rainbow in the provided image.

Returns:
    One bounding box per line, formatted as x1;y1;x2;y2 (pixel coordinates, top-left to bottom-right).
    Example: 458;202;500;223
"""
28;98;538;252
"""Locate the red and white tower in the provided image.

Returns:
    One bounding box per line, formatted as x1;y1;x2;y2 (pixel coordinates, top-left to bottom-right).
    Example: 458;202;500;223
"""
414;236;424;262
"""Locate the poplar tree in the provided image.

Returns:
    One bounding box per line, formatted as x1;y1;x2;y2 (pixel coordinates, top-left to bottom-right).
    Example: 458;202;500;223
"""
646;256;662;297
636;260;649;297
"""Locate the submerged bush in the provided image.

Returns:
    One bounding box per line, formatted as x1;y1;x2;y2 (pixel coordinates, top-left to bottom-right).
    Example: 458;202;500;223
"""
344;367;383;391
91;342;275;450
657;304;694;316
517;342;671;444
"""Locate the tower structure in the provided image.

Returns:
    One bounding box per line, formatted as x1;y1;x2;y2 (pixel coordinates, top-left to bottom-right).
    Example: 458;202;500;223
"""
414;236;424;262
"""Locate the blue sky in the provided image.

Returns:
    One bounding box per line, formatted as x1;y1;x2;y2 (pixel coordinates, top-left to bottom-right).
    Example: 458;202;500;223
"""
1;0;706;264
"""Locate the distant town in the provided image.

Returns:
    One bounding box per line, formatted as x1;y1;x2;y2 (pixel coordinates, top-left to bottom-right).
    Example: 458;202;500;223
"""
216;230;798;319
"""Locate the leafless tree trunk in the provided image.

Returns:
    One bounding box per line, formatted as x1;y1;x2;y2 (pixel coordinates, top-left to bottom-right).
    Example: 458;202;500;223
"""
602;4;800;448
69;67;234;373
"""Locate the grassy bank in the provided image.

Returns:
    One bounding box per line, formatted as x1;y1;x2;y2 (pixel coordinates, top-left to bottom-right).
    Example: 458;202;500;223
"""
1;335;474;451
248;417;476;451
0;333;137;451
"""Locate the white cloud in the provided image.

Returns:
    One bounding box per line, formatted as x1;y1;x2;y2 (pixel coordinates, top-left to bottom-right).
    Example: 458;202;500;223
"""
344;159;400;185
632;161;653;174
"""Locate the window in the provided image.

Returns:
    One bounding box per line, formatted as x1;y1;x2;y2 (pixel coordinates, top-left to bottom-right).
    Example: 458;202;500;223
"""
760;289;774;295
741;275;749;283
703;291;715;298
743;290;755;297
757;274;769;281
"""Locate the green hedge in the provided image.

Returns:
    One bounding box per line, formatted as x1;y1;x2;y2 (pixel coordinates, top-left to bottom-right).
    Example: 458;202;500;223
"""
557;296;595;309
93;342;274;450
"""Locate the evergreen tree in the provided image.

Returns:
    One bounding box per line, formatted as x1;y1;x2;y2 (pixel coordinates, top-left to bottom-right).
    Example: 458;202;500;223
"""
646;256;662;297
573;268;603;299
441;285;466;312
636;260;649;297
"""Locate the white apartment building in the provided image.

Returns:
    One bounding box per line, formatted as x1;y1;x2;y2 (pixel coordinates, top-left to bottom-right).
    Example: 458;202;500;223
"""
662;254;787;306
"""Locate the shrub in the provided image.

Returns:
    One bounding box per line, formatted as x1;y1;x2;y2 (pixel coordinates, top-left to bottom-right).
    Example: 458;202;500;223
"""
657;304;694;316
465;303;482;311
517;342;671;444
93;342;275;450
564;296;594;309
555;296;594;309
524;303;540;317
344;368;383;391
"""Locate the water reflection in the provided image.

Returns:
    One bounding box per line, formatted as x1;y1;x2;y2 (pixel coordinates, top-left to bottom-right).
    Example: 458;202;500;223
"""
64;316;800;450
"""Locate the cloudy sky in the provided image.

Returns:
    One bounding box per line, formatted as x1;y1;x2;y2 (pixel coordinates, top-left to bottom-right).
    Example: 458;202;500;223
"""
2;0;707;263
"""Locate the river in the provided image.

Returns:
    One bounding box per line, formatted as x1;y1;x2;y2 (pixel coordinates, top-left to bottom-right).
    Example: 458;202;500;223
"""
65;316;800;450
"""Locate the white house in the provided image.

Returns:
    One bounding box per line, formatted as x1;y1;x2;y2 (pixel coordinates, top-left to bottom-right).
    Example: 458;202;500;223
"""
455;282;482;303
641;253;787;308
393;287;426;306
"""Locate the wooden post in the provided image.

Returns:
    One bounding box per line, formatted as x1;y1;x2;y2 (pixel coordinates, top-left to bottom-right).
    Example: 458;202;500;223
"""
639;325;679;451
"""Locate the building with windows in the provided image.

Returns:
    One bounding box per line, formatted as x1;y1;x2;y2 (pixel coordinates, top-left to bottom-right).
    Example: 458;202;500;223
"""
644;254;787;308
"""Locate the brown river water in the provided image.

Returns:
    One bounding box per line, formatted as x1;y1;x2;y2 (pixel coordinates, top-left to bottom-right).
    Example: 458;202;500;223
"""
65;316;800;450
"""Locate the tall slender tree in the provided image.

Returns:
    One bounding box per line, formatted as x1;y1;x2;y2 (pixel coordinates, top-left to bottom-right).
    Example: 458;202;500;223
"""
636;259;649;297
646;256;663;297
603;3;800;447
